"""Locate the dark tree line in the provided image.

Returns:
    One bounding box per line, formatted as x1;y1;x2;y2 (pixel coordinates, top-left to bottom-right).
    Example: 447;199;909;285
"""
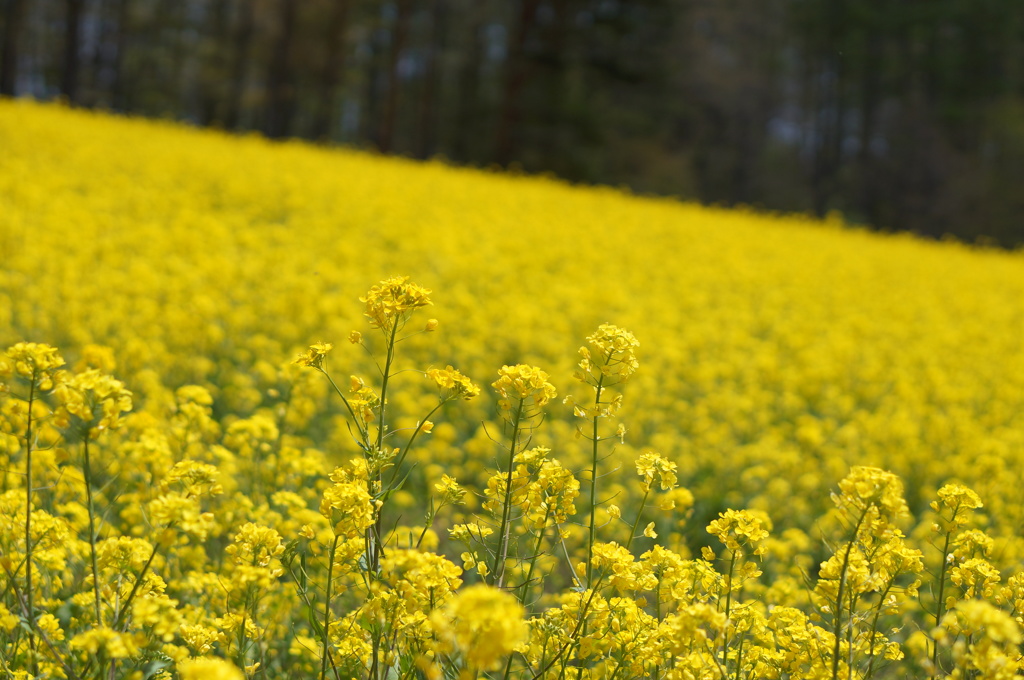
3;0;1024;245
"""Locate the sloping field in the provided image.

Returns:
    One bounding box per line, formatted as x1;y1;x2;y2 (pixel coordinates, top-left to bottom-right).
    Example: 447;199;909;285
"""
2;100;1024;678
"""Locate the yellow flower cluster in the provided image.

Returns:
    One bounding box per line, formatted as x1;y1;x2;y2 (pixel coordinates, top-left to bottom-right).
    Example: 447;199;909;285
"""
492;364;558;415
2;101;1024;679
360;275;433;332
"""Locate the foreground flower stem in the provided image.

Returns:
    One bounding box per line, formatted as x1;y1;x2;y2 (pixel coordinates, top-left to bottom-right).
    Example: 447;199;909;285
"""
722;552;736;668
585;374;606;587
113;525;169;630
82;435;102;628
491;399;525;587
864;579;896;679
320;535;341;680
931;518;955;678
82;433;110;679
0;559;81;680
369;321;400;572
830;509;869;680
23;376;37;675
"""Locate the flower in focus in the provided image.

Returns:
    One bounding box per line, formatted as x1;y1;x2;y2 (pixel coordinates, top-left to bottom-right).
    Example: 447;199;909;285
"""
492;364;557;415
635;451;678;491
574;324;639;385
361;276;433;331
707;509;770;557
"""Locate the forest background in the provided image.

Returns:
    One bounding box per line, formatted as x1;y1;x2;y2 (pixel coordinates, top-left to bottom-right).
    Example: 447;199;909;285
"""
2;0;1023;246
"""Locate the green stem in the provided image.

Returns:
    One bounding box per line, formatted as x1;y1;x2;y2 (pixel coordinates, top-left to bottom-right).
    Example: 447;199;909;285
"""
517;506;552;607
387;400;445;488
83;435;103;627
490;399;524;587
375;321;400;453
722;552;736;670
864;579;895;680
23;376;37;675
321;370;369;443
320;535;340;680
624;487;651;552
585;375;605;586
367;323;399;680
931;525;955;679
830;509;869;680
113;526;168;630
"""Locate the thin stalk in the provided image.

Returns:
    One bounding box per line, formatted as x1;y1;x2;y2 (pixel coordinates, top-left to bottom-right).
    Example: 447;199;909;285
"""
387;400;445;488
516;506;552;607
846;592;857;680
113;526;168;630
236;592;249;670
864;577;897;680
82;435;103;628
654;584;662;680
367;321;399;680
733;635;745;680
23;377;37;675
320;535;340;680
321;370;369;443
830;510;869;680
931;526;954;678
375;321;400;453
585;374;605;586
721;552;736;670
624;487;651;552
490;399;524;587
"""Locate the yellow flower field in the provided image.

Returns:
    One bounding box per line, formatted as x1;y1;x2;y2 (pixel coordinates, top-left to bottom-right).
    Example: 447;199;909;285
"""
2;99;1024;678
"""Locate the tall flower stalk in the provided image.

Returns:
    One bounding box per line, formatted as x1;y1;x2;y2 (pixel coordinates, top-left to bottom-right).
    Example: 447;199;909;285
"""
564;324;638;586
2;343;65;676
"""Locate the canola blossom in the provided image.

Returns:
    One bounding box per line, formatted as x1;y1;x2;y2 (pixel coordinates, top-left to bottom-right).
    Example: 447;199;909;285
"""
2;100;1024;678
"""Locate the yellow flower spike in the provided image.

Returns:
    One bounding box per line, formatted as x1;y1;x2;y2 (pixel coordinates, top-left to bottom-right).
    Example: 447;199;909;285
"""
3;342;66;388
491;364;557;415
361;276;433;332
53;368;133;435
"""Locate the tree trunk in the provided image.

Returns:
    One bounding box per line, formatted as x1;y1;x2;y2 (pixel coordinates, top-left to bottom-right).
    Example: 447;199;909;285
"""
225;0;254;130
108;0;130;109
62;0;86;104
416;0;446;158
265;0;297;139
378;0;412;153
451;3;483;161
494;0;541;166
1;0;28;96
198;0;231;126
311;0;351;141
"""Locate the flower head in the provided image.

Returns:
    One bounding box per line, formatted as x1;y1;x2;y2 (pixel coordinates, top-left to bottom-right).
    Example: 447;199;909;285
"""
294;341;333;369
427;366;480;400
492;364;557;415
429;584;527;671
574;324;639;385
2;342;66;390
361;276;433;331
53;368;133;435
